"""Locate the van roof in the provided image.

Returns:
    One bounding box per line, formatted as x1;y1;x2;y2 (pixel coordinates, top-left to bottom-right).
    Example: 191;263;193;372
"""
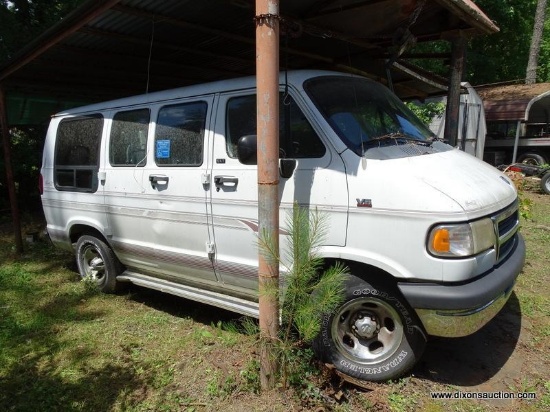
52;70;354;117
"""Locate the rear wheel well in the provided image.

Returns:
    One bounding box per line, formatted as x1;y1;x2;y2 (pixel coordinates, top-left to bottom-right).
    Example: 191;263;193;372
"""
69;225;110;247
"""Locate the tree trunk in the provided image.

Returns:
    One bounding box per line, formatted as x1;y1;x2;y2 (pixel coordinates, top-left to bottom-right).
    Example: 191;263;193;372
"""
526;0;548;84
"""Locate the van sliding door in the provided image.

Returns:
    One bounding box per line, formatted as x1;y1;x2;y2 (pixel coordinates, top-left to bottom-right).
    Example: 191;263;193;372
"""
105;97;218;286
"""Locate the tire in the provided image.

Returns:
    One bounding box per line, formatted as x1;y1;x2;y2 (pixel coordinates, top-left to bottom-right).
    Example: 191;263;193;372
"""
541;172;550;195
517;153;547;166
76;235;122;293
313;275;426;382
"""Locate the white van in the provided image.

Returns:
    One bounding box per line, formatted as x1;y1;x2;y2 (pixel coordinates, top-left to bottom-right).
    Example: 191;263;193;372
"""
40;71;525;382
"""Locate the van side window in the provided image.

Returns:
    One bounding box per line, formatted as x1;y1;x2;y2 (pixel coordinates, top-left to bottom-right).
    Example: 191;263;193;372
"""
155;102;207;166
54;114;103;192
110;108;150;166
226;94;326;160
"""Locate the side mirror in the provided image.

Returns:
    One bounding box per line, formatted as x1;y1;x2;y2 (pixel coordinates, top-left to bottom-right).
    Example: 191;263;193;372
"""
279;158;296;179
237;134;296;178
237;135;257;165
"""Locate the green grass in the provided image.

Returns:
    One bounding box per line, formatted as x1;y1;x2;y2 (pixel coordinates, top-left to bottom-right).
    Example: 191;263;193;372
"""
0;190;549;411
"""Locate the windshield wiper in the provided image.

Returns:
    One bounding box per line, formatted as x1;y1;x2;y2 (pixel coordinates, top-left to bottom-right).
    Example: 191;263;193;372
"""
365;132;428;147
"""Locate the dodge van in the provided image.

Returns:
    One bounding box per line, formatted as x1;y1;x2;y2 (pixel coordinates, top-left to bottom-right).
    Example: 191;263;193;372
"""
40;71;525;381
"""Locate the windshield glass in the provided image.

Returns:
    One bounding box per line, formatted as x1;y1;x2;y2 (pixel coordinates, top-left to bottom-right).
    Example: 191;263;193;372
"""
304;76;436;156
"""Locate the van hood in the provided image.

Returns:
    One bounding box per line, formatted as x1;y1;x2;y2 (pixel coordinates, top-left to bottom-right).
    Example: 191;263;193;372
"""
412;149;517;215
347;147;517;218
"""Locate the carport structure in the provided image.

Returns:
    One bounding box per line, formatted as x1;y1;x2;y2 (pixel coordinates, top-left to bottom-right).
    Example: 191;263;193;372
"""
0;0;498;246
0;0;498;386
1;1;498;114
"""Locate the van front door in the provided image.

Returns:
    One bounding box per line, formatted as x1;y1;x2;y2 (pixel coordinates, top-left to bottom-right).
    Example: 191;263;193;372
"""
209;90;348;296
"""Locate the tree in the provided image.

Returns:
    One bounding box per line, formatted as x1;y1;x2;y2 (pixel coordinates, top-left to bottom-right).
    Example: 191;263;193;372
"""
467;0;538;84
0;0;85;63
526;0;548;84
407;0;546;85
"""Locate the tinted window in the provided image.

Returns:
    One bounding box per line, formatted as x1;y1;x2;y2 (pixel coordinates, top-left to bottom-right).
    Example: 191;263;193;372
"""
110;108;150;166
54;114;103;192
226;94;326;160
155;102;207;166
304;76;435;156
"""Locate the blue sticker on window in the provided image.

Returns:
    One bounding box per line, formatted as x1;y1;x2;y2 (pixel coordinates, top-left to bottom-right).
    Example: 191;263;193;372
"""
156;140;170;159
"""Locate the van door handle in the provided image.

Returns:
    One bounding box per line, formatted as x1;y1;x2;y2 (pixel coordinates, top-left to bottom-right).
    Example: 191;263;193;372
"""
214;175;238;190
149;174;169;188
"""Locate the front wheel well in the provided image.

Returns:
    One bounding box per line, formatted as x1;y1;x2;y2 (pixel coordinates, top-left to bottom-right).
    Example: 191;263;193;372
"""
322;259;398;288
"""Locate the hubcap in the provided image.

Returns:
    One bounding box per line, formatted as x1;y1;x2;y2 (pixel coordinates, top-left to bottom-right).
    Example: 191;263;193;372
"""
82;245;105;282
353;313;378;339
331;297;404;364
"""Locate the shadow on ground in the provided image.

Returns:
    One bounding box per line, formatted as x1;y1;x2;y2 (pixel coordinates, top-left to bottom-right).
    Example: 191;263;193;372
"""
0;286;150;411
413;292;522;386
124;284;246;326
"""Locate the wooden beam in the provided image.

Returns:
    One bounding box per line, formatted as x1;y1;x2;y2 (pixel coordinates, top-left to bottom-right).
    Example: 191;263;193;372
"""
432;0;499;35
0;0;122;82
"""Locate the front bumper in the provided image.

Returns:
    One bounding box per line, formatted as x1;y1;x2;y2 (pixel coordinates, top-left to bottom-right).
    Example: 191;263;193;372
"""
398;233;525;337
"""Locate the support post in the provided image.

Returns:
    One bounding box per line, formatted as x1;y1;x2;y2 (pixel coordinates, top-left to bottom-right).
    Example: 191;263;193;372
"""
255;0;280;390
512;120;521;163
0;85;23;254
444;35;466;148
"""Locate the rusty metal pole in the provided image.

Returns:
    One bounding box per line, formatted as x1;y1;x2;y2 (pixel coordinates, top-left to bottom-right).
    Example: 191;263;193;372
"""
255;0;280;390
0;85;23;254
444;34;466;148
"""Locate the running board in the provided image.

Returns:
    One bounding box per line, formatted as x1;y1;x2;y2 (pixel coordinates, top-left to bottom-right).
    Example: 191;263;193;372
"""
117;271;259;318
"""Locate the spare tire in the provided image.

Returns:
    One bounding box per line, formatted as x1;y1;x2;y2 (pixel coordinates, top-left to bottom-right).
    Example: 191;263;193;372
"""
517;153;547;166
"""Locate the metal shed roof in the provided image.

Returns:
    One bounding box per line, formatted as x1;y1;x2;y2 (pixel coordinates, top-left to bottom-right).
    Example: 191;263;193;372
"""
0;0;498;125
477;83;550;122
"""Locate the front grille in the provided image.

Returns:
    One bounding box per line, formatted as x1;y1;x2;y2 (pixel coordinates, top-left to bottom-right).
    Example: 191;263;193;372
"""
492;201;520;262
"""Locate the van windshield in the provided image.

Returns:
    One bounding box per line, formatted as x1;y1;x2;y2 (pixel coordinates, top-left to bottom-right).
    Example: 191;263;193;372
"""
304;76;437;156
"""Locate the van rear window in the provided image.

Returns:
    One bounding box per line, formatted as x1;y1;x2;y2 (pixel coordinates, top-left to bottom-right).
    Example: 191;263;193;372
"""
54;114;103;192
110;109;150;166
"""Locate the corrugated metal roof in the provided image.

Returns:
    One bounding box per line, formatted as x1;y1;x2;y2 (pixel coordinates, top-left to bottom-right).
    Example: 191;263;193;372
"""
477;83;550;122
0;0;499;124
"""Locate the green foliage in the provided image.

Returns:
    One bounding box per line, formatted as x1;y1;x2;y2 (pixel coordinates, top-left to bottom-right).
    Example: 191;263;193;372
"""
405;102;446;125
408;40;450;78
81;274;101;295
239;358;261;394
259;203;348;345
0;0;86;62
407;1;550;84
0;126;47;212
519;193;534;220
467;0;538;84
258;203;348;388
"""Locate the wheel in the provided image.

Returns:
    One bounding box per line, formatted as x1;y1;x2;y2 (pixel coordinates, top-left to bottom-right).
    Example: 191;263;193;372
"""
76;235;122;293
313;275;426;382
517;153;547;166
541;171;550;195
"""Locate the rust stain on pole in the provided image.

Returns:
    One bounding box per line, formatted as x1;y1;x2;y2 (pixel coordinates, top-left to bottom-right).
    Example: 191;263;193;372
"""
0;85;23;254
444;35;466;148
256;0;280;390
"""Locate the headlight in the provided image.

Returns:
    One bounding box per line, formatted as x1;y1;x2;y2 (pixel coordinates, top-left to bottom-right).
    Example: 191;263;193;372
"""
428;218;495;257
